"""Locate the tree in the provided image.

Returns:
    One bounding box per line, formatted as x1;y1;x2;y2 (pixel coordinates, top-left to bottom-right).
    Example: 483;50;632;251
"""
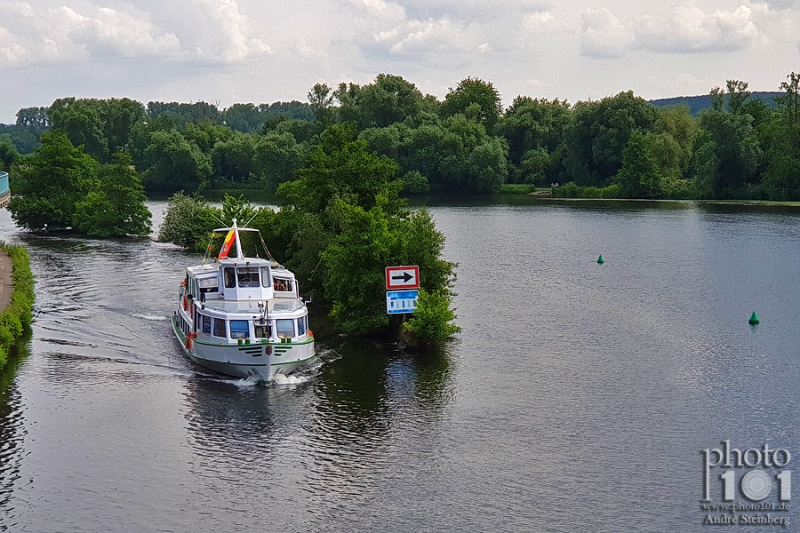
157;192;218;251
15;107;50;129
9;132;98;230
141;130;212;192
440;77;503;133
48;98;109;162
307;83;335;126
253;132;305;191
0;140;18;171
695;105;761;197
211;132;258;183
268;123;457;340
565;91;658;186
277;123;402;215
335;74;425;129
613;130;661;198
73;153;152;237
223;103;267;133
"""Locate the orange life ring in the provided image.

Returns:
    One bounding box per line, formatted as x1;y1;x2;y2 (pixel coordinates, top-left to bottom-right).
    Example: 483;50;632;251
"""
183;295;189;311
186;332;196;350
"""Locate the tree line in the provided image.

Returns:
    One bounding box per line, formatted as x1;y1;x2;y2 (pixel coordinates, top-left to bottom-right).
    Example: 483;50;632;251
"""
3;73;800;201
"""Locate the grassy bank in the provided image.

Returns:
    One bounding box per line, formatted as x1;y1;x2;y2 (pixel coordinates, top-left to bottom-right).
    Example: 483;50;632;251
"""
0;243;34;371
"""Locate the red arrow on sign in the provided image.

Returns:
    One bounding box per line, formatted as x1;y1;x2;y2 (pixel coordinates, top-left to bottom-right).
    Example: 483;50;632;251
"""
385;265;420;290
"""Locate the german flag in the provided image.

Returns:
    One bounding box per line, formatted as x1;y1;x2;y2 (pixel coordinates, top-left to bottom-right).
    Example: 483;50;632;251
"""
219;229;235;259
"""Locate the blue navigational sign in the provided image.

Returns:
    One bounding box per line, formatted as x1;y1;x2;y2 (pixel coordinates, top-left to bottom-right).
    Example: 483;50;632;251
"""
386;290;419;314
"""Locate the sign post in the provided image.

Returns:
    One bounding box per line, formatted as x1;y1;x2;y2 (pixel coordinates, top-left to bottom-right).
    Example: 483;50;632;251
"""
385;265;420;314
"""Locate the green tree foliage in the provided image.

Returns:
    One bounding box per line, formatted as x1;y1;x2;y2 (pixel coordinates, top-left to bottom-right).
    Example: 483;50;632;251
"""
223;103;267;133
253;132;305;191
762;72;800;200
146;101;222;129
0;140;18;171
157;192;218;251
402;288;461;347
278;123;402;214
497;96;571;166
613;130;661;198
212;132;258;183
9;131;98;230
16;107;50;129
308;83;335;126
73;153;152;237
440;77;503;133
259;124;457;340
565;91;658;186
695;101;761;198
48;97;109;162
335;74;426;129
141;130;212;192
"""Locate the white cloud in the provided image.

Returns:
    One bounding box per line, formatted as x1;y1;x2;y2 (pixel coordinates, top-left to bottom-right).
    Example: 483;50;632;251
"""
633;2;759;53
580;8;633;58
382;19;485;55
188;0;270;62
0;2;184;66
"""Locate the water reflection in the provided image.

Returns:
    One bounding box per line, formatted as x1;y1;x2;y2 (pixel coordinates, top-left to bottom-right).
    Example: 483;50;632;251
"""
0;339;31;533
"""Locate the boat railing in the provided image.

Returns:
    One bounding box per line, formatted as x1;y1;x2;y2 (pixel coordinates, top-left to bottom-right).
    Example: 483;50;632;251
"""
0;172;9;208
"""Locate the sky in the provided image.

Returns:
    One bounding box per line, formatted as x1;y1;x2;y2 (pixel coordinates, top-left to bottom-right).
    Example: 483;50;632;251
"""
1;0;799;123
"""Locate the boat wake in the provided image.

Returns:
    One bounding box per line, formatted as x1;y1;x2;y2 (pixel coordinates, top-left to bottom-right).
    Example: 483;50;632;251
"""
272;373;310;386
131;313;170;321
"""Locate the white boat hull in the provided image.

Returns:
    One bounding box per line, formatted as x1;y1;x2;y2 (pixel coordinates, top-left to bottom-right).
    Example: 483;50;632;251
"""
172;315;315;380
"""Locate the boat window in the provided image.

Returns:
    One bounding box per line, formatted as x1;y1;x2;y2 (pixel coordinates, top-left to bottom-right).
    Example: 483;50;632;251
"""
224;267;236;289
237;267;260;288
276;319;294;339
297;315;306;336
199;277;219;293
274;277;292;292
202;315;212;334
230;320;249;339
261;267;271;288
255;324;271;339
213;318;226;337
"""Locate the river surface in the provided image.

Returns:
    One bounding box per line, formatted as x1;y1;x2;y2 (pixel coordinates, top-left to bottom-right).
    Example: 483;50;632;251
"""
1;199;799;532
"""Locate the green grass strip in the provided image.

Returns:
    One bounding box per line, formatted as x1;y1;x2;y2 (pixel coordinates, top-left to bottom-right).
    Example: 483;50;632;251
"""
0;242;35;371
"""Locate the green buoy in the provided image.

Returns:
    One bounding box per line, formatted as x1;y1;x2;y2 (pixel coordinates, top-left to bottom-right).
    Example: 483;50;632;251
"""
597;255;604;264
749;311;760;325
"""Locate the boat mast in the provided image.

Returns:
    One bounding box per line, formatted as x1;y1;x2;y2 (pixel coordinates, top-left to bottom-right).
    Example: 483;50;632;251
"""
232;218;245;259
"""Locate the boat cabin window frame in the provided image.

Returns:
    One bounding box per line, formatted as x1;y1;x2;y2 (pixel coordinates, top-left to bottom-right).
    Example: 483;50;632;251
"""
297;315;306;336
237;267;260;288
198;276;219;293
202;315;212;334
229;320;250;339
276;319;294;339
224;267;236;289
273;277;293;292
213;318;226;338
260;266;271;288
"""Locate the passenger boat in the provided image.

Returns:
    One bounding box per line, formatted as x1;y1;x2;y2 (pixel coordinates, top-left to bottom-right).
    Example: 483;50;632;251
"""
172;219;315;380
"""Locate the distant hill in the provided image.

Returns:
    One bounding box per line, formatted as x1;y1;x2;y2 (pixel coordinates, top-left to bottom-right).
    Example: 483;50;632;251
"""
650;92;783;115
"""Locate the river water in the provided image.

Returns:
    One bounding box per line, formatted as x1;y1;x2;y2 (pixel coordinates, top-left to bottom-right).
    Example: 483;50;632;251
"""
0;199;799;532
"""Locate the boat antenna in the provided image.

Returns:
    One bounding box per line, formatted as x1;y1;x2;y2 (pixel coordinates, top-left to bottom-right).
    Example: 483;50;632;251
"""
242;212;258;228
209;211;226;227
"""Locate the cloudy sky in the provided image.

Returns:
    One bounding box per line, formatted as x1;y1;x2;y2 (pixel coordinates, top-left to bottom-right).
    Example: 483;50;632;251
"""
1;0;799;123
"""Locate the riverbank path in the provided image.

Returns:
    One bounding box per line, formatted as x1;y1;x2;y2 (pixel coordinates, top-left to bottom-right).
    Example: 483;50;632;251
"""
0;251;13;311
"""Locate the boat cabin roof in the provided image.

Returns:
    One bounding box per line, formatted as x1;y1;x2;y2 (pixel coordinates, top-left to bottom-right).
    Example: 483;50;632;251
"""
201;299;306;316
